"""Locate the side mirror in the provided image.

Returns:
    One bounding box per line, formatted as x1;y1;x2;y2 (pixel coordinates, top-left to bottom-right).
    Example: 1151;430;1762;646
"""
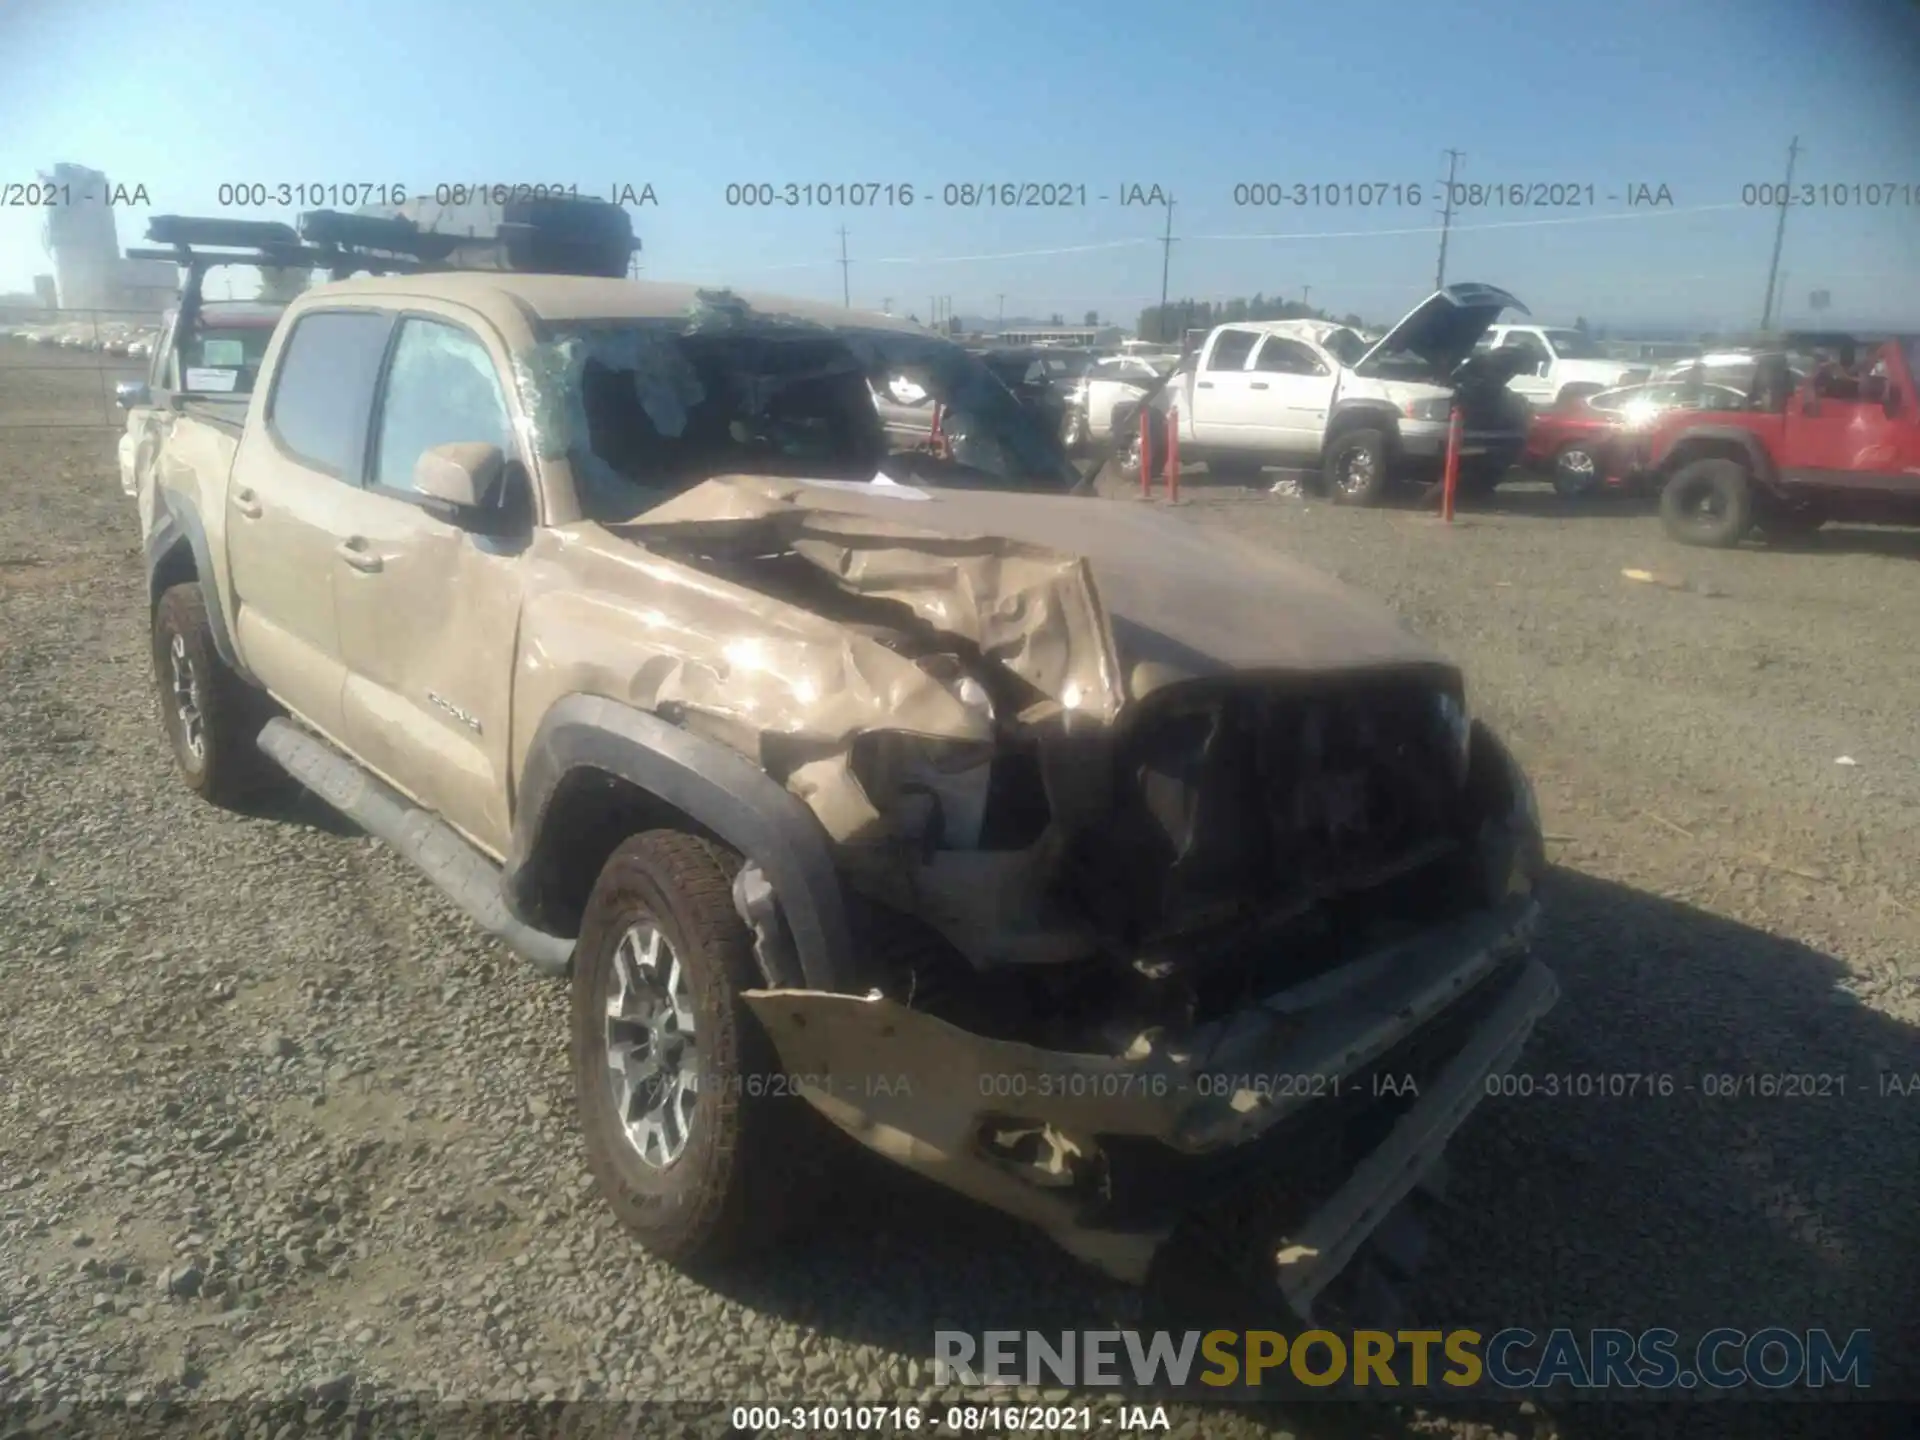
115;381;150;410
1536;361;1552;378
413;442;505;510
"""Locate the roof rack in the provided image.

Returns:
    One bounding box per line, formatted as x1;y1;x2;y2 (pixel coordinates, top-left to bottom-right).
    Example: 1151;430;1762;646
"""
129;196;639;280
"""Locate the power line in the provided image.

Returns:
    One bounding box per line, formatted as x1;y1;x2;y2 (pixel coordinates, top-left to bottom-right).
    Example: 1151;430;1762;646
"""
1435;149;1464;289
719;201;1754;279
1759;136;1800;331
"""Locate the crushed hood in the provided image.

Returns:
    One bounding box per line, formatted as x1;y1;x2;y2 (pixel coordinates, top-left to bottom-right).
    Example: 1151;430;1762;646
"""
617;475;1451;724
1355;283;1528;379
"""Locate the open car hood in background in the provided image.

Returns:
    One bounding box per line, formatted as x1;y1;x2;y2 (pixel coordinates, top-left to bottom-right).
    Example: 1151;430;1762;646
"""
1355;284;1529;379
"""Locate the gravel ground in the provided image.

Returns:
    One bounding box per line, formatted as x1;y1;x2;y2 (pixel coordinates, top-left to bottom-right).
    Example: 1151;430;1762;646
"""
3;351;1917;1440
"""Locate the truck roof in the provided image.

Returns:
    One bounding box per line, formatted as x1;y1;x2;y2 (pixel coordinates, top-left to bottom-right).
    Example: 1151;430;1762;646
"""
298;272;931;336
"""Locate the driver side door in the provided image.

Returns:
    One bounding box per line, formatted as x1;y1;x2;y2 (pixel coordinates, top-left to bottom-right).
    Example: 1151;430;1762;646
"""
1248;335;1337;454
329;309;533;856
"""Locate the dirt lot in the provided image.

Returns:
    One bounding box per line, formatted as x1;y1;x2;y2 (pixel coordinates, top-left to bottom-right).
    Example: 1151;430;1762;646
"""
2;347;1917;1439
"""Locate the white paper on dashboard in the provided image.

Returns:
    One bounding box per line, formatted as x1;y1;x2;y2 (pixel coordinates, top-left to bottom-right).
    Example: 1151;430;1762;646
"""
184;368;239;392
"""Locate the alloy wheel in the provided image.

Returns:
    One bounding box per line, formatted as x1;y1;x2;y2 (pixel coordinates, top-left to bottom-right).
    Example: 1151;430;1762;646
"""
603;919;700;1169
168;634;205;761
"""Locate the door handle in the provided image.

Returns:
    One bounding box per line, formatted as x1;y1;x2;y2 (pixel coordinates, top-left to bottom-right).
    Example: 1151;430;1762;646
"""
232;487;263;520
335;538;383;574
1197;381;1214;389
1250;382;1270;390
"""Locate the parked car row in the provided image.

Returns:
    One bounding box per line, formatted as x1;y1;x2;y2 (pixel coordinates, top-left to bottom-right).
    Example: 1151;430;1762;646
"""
4;318;163;358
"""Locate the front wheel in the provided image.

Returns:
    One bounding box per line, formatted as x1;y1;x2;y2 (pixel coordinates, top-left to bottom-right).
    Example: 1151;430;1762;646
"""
1323;428;1392;506
572;830;822;1268
1660;458;1753;547
1061;407;1090;453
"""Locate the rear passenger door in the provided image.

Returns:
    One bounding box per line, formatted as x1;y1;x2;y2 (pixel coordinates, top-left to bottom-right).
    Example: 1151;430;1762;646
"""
227;308;396;740
329;311;533;856
1188;329;1261;442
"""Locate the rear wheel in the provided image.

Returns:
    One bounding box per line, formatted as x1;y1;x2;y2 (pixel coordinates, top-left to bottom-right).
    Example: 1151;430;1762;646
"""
1323;428;1392;506
1116;409;1167;483
150;583;279;805
1550;441;1603;498
1660;458;1753;547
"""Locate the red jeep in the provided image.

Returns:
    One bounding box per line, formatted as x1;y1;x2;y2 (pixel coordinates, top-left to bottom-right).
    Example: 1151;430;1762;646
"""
1644;335;1920;547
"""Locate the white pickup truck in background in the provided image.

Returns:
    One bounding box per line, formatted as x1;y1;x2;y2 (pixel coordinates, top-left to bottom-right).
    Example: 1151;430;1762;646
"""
1116;283;1536;504
1476;323;1649;408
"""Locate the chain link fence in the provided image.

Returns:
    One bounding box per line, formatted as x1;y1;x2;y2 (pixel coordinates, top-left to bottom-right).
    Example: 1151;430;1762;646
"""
0;306;161;429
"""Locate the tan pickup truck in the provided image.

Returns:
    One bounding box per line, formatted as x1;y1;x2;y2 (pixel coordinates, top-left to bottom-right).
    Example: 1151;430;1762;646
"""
135;212;1556;1323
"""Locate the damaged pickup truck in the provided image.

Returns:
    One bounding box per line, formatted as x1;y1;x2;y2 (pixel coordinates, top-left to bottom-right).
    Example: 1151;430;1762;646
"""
137;206;1556;1323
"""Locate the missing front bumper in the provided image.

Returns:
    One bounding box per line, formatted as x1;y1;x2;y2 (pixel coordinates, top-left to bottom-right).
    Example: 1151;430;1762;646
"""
743;894;1554;1301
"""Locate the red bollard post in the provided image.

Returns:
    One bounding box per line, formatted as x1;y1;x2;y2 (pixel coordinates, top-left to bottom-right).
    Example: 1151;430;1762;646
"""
1441;404;1463;523
1139;407;1153;498
1165;407;1180;503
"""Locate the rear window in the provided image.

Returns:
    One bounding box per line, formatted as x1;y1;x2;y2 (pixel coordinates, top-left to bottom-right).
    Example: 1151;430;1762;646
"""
266;310;395;479
179;322;277;395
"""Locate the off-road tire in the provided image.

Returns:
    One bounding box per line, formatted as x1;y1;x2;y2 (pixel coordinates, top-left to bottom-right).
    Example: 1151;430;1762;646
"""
150;583;279;805
1660;457;1753;548
572;829;822;1268
1323;427;1392;506
1550;441;1603;498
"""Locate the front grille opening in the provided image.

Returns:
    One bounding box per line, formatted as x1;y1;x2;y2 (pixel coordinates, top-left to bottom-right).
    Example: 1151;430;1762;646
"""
1058;678;1472;1014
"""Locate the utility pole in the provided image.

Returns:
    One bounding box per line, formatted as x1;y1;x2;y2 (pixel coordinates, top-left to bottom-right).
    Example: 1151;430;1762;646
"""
837;226;850;307
1760;136;1800;332
1300;284;1311;311
882;296;892;315
1158;196;1176;339
1435;149;1463;289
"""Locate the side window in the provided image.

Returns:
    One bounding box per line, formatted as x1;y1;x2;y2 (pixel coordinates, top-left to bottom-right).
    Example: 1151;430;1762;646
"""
371;318;515;494
1253;338;1326;375
1206;331;1259;371
266;310;396;479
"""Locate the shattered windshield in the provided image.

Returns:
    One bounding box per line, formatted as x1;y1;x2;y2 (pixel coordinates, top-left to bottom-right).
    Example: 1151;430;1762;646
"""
517;313;1079;520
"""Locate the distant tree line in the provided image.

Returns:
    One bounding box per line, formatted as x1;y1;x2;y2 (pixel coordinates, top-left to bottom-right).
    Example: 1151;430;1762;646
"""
1137;294;1370;343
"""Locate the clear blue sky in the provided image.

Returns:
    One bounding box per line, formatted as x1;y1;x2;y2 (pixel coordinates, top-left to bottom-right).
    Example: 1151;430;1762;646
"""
3;0;1916;331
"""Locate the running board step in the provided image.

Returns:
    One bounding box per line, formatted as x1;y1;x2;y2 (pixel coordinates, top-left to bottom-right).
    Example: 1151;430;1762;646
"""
257;718;574;977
